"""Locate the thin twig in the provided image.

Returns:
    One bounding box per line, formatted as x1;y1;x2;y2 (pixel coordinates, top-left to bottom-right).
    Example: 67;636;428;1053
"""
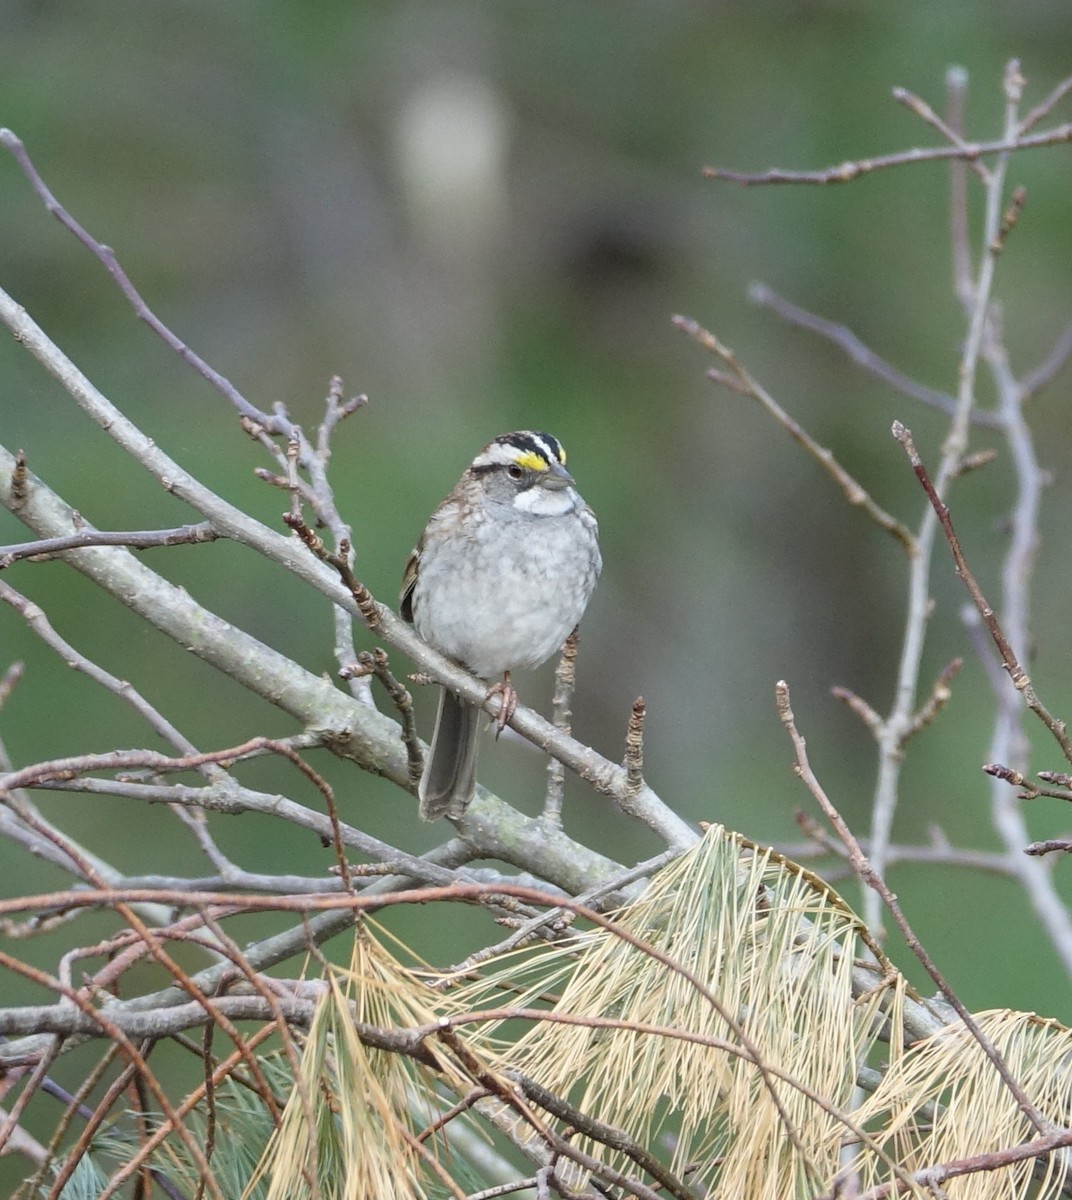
0;129;293;440
702;121;1072;185
1019;71;1072;133
892;421;1072;762
511;1070;694;1200
892;84;990;182
0;523;220;568
839;1124;1072;1200
984;762;1072;804
0;1036;62;1158
990;184;1028;254
748;283;998;428
463;1177;540;1200
439;1025;673;1200
440;848;681;977
1020;321;1072;401
343;650;423;786
775;679;1050;1136
785;815;1021;879
0;578;242;880
674;313;916;551
0;950;225;1198
283;515;382;632
315;376;367;463
903;657;962;745
830;686;884;738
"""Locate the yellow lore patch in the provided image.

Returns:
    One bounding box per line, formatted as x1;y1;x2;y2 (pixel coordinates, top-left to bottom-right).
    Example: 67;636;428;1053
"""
515;451;551;472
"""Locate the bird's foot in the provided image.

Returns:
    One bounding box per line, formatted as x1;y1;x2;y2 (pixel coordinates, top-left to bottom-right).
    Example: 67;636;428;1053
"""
486;672;517;737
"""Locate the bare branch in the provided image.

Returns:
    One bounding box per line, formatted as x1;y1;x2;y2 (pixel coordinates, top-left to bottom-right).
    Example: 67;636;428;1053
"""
703;121;1072;185
842;1125;1072;1200
0;128;291;439
830;686;884;737
674;313;916;551
775;679;1050;1137
1019;70;1072;132
892;84;990;181
893;421;1072;762
903;657;962;745
783;823;1023;879
748;282;998;426
1021;321;1072;401
0;522;219;568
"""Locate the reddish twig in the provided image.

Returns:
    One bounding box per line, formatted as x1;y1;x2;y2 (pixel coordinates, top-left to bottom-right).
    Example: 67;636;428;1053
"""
775;679;1049;1137
892;421;1072;763
0;948;224;1198
833;1123;1072;1200
283;514;382;632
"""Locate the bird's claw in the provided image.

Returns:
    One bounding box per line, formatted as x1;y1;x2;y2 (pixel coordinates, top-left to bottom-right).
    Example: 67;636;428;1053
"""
486;673;517;737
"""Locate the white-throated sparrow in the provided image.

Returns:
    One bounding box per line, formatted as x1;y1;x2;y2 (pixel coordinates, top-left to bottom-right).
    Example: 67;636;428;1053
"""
401;431;601;820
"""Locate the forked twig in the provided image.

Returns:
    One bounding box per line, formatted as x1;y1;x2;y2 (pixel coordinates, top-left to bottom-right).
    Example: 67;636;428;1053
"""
892;84;990;182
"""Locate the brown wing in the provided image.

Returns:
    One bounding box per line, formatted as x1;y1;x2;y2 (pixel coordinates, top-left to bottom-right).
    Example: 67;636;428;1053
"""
399;545;419;623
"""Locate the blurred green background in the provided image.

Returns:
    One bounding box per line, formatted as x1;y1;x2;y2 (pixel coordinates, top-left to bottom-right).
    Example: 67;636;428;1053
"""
2;3;1072;1167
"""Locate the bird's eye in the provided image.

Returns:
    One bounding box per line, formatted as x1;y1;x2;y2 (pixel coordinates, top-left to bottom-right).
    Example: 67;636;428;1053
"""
506;464;525;480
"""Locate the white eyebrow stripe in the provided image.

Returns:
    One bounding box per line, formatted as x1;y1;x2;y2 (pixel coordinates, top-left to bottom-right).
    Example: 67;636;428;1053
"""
471;432;566;471
472;441;532;469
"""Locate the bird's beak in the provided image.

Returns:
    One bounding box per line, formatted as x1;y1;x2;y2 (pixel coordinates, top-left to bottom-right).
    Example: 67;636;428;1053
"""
539;459;575;490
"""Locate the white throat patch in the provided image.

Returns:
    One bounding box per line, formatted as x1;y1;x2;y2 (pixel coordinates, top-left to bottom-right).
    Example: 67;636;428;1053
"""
513;485;577;516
